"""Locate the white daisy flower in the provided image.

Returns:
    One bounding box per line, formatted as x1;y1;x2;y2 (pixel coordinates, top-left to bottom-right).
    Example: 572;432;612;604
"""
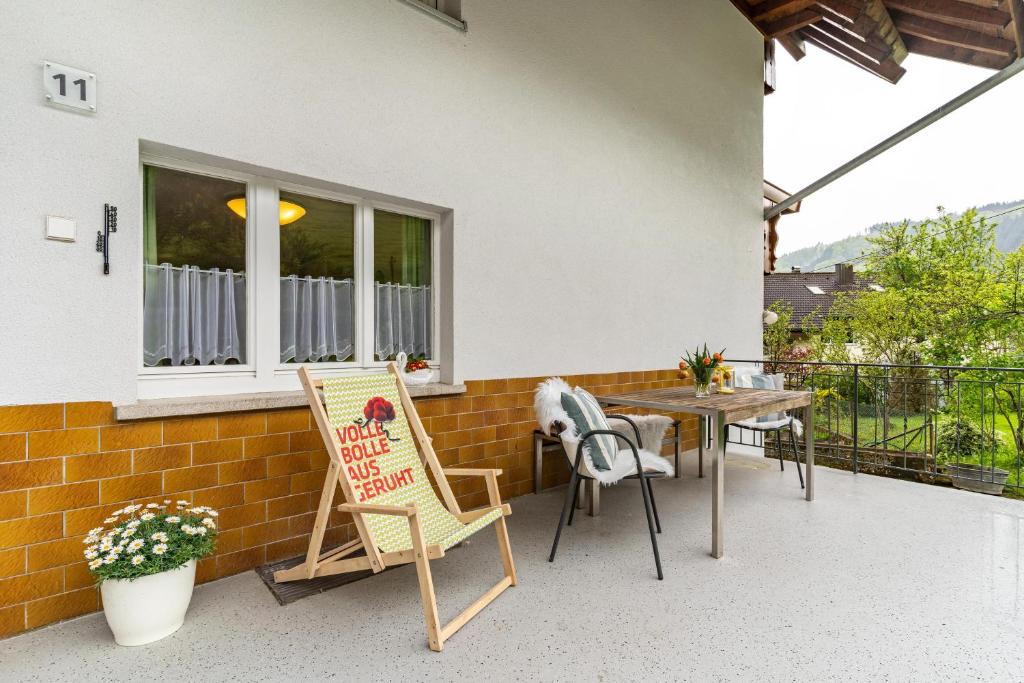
117;539;128;549
145;503;159;509
165;516;181;523
127;539;145;553
201;518;216;529
99;539;114;552
150;532;169;543
176;499;190;506
140;513;155;521
87;526;104;536
206;510;219;517
84;549;99;560
196;526;207;536
121;528;136;538
152;543;169;555
83;535;99;545
126;520;141;528
162;499;171;505
131;555;145;566
182;525;197;535
103;517;117;524
88;558;103;570
103;553;119;564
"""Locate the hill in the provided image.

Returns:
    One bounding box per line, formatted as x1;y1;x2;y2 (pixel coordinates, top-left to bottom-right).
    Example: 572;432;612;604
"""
776;200;1024;273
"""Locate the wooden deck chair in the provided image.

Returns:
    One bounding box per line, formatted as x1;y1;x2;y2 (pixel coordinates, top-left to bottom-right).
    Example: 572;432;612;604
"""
274;363;517;652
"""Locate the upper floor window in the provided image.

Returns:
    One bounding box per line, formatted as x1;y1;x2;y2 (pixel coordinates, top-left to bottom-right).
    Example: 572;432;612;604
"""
140;159;439;396
399;0;465;29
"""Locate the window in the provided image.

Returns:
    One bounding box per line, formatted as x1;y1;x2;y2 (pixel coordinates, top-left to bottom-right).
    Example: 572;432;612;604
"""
805;285;825;295
279;192;356;364
398;0;465;29
142;166;248;367
140;159;440;396
373;209;432;362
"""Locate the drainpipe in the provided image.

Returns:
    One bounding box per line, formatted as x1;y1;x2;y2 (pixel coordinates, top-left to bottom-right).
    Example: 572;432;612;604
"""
765;56;1024;221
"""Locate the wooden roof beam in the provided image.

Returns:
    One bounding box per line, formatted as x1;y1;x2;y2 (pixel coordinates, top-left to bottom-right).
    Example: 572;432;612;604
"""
764;8;824;36
885;0;1011;28
816;0;878;36
811;20;893;62
865;0;909;63
802;25;908;82
891;9;1017;56
751;0;819;23
1009;0;1024;60
900;34;1012;68
777;32;807;60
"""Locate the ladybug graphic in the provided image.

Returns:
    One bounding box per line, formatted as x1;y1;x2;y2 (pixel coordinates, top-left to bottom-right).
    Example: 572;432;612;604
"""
363;396;396;424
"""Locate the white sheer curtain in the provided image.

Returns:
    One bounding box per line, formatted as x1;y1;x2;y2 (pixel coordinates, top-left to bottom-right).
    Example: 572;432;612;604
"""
280;275;354;363
375;282;432;360
144;266;431;366
143;263;246;366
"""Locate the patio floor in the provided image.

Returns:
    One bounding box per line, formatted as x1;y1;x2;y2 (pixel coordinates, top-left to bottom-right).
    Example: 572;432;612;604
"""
3;450;1024;681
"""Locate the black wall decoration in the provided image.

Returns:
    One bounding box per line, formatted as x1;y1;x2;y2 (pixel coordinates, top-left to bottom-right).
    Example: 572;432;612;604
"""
96;203;117;274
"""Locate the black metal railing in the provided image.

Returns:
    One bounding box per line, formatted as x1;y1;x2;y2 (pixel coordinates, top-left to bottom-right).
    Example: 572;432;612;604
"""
726;360;1024;496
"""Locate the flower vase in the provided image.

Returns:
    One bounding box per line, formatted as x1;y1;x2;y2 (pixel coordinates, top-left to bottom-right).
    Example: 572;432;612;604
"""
694;380;712;398
100;559;196;646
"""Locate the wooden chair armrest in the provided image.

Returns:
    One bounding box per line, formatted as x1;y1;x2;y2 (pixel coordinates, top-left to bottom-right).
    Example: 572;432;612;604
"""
338;503;415;517
444;468;505;509
444;467;503;477
455;503;512;522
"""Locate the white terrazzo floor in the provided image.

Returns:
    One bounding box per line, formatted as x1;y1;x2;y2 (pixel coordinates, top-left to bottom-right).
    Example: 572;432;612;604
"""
3;451;1024;682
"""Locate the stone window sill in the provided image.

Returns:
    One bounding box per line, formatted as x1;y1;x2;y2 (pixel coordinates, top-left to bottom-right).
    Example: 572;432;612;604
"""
115;383;466;421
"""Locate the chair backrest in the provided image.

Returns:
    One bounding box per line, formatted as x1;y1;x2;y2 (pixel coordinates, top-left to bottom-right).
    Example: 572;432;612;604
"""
734;367;786;421
533;377;606;479
302;367;459;553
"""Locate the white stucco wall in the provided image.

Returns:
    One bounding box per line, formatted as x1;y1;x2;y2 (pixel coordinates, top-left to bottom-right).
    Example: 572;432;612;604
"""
0;0;763;406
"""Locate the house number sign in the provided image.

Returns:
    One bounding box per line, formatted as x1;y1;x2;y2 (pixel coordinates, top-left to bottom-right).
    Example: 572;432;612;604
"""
43;61;96;113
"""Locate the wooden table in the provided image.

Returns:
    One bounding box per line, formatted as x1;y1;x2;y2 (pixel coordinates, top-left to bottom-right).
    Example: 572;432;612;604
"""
598;386;814;559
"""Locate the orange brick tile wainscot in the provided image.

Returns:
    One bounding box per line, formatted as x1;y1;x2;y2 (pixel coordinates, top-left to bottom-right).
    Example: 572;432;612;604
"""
0;369;696;638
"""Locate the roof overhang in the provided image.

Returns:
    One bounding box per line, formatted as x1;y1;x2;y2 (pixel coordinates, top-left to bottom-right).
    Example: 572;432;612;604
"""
731;0;1024;83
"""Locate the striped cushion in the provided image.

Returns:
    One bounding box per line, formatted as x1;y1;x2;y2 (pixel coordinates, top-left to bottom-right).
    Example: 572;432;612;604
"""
561;389;617;471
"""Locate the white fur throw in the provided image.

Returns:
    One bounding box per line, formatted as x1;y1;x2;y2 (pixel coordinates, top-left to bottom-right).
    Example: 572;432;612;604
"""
534;377;675;484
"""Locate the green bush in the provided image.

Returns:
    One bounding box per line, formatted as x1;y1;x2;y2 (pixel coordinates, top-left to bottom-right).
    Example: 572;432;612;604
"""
935;417;1003;465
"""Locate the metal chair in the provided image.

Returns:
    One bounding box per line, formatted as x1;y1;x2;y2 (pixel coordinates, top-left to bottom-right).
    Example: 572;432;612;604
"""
549;414;666;579
731;368;804;489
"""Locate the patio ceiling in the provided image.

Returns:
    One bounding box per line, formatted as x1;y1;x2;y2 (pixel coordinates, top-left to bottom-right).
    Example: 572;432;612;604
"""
732;0;1024;83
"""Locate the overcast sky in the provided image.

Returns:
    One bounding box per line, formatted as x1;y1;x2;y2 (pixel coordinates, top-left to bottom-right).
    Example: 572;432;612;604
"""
765;47;1024;255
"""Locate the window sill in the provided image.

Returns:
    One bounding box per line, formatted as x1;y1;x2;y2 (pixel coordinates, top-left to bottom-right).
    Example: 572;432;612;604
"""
116;382;466;421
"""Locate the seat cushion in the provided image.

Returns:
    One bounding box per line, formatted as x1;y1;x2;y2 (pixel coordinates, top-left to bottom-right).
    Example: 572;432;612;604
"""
560;388;617;470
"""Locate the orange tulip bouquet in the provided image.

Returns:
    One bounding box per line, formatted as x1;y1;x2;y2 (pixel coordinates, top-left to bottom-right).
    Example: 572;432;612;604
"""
678;344;726;398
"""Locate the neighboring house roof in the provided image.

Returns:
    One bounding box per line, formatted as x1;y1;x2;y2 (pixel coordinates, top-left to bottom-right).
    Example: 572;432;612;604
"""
764;265;877;330
731;0;1024;84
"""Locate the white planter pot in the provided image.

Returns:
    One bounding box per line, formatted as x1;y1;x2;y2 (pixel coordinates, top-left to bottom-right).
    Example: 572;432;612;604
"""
100;559;196;646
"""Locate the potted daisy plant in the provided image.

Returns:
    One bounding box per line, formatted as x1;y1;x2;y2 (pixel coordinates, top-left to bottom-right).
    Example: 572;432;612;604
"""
82;500;218;646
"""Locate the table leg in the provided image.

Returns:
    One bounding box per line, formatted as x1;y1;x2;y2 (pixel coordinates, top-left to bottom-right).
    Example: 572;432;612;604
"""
533;432;543;495
674;421;681;478
711;411;725;559
804;400;815;502
698;417;705;479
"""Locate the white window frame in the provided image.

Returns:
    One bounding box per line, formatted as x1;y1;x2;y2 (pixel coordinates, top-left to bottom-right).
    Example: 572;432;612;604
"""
138;155;441;399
